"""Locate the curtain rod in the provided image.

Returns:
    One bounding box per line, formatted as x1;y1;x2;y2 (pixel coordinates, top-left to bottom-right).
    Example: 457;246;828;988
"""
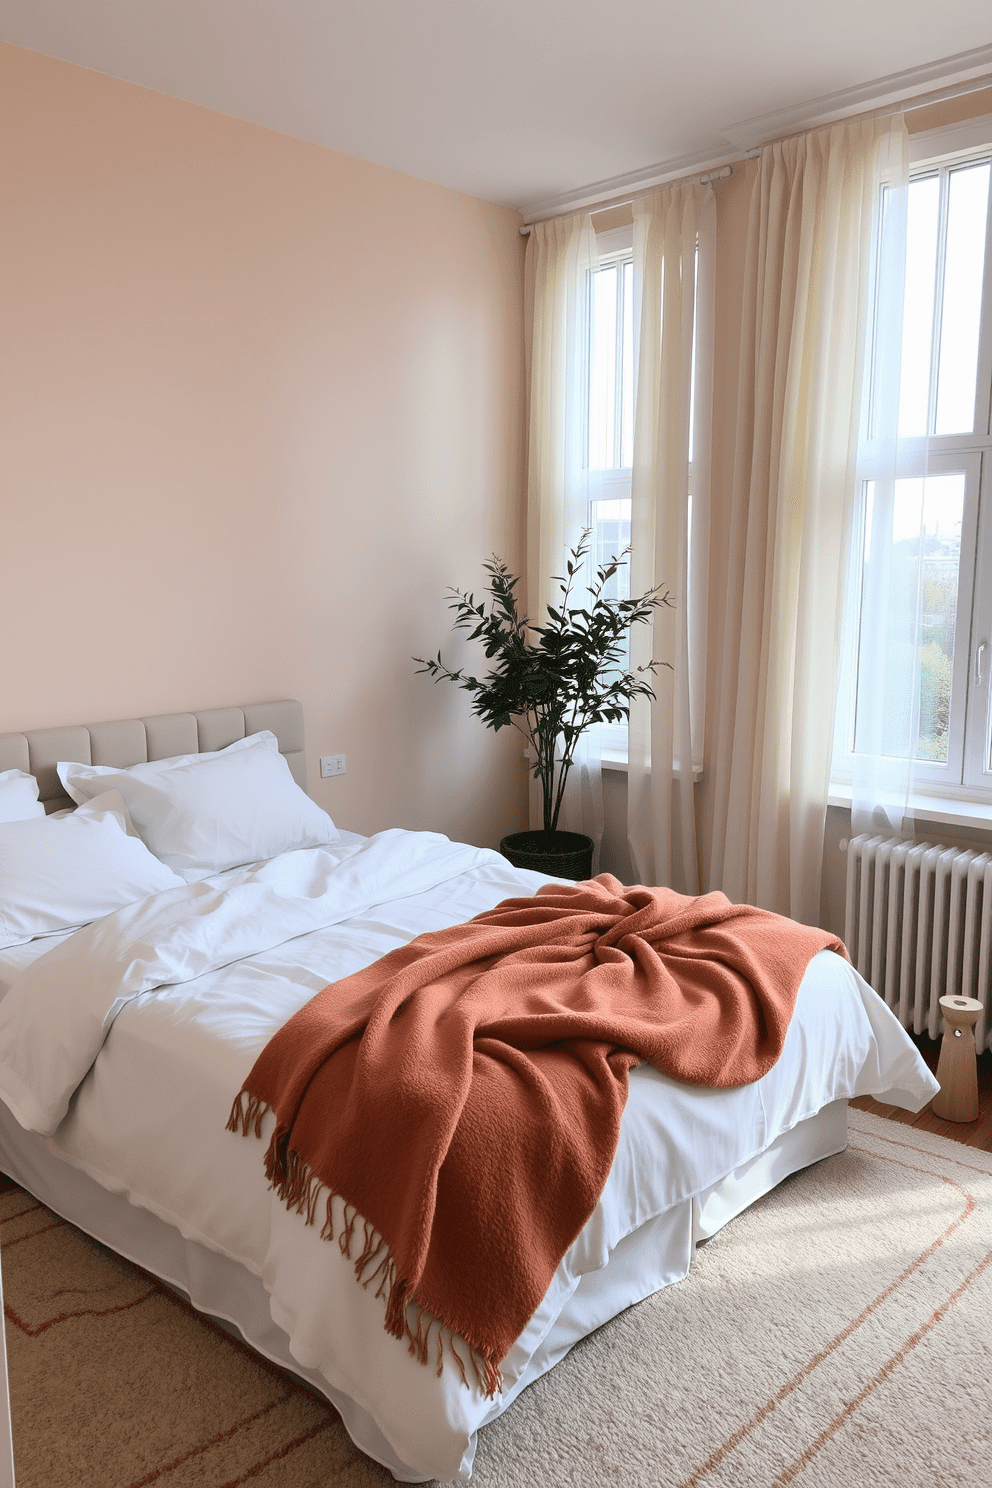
732;71;992;164
732;74;992;166
518;71;992;238
726;69;992;162
843;71;992;125
518;164;732;236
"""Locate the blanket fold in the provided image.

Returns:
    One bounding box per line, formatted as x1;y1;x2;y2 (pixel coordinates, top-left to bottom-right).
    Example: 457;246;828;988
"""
228;875;846;1393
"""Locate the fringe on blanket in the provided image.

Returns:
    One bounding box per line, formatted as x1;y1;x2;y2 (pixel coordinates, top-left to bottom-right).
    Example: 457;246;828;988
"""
226;1089;503;1398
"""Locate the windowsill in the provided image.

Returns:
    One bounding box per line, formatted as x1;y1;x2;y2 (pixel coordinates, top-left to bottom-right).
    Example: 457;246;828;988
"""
601;751;629;772
827;782;992;834
600;753;705;781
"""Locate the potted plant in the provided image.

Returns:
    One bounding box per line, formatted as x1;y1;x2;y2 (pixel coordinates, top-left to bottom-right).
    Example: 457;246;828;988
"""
415;533;670;879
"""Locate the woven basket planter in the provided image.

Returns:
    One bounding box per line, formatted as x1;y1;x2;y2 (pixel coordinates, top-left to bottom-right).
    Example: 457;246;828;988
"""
499;830;594;882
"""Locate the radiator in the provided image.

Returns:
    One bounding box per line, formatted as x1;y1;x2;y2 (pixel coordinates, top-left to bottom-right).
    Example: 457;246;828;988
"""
843;833;992;1056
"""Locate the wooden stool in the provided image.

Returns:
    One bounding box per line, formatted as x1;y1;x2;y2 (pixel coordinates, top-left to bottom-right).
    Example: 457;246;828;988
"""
931;995;983;1123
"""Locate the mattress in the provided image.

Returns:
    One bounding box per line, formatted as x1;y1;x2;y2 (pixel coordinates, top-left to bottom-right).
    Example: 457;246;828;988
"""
0;829;939;1481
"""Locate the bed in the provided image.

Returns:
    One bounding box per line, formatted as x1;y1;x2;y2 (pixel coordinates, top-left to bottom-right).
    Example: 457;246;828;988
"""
0;700;939;1482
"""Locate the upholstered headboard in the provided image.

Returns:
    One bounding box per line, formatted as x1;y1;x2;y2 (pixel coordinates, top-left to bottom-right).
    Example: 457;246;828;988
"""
0;701;307;815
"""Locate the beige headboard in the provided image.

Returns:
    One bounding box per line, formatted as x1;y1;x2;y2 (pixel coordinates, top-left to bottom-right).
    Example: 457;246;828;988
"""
0;701;307;815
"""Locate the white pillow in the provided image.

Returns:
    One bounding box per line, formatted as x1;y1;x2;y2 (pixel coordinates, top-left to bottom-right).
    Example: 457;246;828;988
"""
0;791;186;949
57;731;338;880
0;768;45;824
56;730;278;815
58;729;272;802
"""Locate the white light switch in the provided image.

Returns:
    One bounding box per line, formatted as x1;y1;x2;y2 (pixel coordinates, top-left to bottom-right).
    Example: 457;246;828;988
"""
320;754;346;778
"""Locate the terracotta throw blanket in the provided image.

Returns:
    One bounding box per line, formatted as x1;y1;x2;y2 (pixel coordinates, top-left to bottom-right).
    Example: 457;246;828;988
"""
228;875;846;1394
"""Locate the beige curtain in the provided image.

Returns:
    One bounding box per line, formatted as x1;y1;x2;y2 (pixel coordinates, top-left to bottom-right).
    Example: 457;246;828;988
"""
523;213;604;856
707;116;908;924
627;181;715;892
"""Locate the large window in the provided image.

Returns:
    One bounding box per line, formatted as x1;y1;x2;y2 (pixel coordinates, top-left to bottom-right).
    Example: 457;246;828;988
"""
833;123;992;806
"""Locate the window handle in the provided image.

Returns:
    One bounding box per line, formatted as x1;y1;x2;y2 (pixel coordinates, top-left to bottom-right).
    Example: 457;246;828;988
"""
977;641;988;687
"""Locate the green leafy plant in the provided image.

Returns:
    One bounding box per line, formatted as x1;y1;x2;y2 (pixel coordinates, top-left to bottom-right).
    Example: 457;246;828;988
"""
415;533;672;835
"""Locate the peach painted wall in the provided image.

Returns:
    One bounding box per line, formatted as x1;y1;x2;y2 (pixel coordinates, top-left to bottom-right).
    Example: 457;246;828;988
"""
0;42;529;845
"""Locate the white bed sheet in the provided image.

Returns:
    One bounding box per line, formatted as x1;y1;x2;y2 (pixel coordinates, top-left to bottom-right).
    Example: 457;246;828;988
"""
0;830;939;1481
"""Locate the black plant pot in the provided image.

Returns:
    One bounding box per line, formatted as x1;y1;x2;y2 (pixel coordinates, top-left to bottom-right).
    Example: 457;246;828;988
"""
499;829;594;882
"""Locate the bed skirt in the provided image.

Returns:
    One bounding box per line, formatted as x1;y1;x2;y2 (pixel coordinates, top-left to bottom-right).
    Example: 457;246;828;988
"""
0;1100;848;1481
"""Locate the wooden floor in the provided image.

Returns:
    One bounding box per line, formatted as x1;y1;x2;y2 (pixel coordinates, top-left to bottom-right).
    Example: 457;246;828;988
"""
851;1030;992;1152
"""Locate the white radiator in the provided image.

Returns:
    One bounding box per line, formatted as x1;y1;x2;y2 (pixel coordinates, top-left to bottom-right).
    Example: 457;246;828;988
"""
844;834;992;1056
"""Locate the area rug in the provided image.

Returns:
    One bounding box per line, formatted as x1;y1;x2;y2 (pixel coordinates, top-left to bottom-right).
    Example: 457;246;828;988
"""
2;1110;991;1486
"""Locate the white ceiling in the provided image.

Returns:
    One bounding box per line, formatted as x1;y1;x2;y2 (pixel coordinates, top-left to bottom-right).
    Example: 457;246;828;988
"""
2;2;991;217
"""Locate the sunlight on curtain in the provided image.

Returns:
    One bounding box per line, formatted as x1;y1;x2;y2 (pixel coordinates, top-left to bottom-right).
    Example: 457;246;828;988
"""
707;116;908;924
523;214;605;860
627;181;715;892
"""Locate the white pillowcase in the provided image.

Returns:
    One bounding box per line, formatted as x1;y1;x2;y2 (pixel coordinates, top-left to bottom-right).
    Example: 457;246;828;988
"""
0;768;45;824
57;731;339;880
0;791;186;949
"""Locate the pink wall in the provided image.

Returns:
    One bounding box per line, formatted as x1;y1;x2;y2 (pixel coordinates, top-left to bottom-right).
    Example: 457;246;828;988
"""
0;43;529;845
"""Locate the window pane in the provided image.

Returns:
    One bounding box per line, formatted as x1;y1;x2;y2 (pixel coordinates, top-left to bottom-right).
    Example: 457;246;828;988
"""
916;474;963;761
934;162;990;435
855;473;964;763
591;497;632;668
621;260;634;468
589;265;617;470
688;245;699;462
897;175;939;438
591;498;632;595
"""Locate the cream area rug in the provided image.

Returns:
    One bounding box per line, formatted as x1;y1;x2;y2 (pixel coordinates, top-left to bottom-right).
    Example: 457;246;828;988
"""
2;1109;990;1486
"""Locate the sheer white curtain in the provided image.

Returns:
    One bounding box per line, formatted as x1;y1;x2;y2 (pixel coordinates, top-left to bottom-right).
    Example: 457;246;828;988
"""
626;181;715;892
838;134;931;834
707;116;908;924
523;213;605;860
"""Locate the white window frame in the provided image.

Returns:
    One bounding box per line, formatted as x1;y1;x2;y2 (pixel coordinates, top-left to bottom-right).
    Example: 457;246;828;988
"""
831;117;992;825
587;224;635;763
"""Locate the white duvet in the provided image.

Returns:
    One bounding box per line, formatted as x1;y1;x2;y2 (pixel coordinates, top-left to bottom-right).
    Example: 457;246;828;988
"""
0;830;938;1481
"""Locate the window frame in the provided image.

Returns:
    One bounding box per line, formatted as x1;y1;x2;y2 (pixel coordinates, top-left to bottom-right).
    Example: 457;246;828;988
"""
831;118;992;815
586;225;635;764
